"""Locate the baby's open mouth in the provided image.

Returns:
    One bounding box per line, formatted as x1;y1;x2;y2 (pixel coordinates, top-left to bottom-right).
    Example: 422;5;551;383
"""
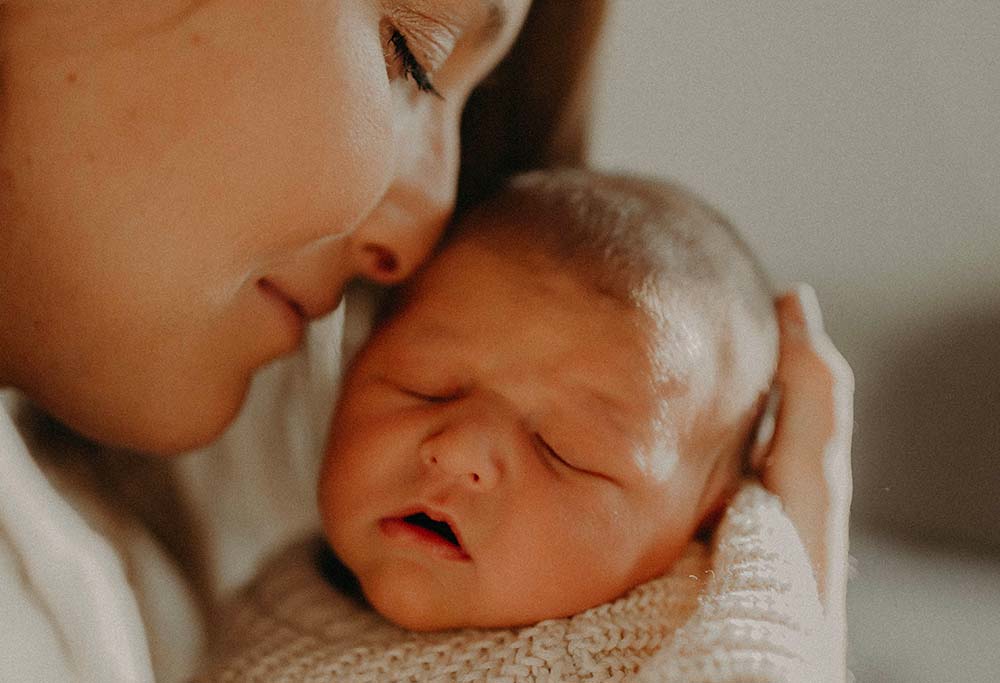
380;510;470;561
403;512;461;548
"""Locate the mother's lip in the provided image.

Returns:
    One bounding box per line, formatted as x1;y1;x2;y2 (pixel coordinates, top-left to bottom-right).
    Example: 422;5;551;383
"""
256;276;346;321
257;278;306;319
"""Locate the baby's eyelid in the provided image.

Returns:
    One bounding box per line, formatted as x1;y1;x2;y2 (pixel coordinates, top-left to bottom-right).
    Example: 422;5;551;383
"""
536;434;576;471
399;385;460;403
536;434;621;485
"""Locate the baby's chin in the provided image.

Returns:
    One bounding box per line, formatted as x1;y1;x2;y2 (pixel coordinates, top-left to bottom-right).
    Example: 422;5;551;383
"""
360;574;468;632
357;568;531;632
360;570;609;632
371;597;534;632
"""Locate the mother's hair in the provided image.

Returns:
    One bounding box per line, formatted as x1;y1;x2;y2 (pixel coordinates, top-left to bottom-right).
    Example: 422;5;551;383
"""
457;0;607;210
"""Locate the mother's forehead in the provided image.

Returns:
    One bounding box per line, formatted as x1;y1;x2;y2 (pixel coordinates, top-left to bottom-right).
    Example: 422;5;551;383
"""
387;0;525;45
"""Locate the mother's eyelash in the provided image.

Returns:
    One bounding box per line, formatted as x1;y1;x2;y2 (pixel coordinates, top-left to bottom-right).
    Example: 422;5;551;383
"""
389;30;442;99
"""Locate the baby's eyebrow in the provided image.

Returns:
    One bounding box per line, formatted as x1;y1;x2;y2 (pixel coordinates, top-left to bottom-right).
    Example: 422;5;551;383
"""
408;319;463;346
575;388;634;450
583;386;628;418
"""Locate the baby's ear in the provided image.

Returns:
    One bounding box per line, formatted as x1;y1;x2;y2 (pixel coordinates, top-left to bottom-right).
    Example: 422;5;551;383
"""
746;387;781;474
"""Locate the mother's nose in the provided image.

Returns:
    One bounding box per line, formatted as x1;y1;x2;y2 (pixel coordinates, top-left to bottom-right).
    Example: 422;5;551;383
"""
349;101;460;285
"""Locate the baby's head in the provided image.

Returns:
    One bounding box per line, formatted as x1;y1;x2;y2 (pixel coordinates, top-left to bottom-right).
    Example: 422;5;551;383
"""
320;169;778;631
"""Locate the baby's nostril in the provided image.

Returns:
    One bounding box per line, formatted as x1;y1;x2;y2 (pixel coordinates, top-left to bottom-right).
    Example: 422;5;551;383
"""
363;245;398;277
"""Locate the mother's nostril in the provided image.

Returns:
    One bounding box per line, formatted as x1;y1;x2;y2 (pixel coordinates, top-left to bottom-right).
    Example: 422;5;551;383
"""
362;244;399;279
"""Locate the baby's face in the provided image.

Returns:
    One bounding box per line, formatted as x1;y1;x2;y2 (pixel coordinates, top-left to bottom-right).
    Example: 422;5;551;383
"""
320;240;718;630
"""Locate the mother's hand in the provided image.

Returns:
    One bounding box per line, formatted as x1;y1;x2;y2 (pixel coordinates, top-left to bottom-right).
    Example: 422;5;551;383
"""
759;284;854;644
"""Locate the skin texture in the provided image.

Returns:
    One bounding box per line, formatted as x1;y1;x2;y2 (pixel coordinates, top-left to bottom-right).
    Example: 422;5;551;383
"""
765;285;854;670
0;0;530;453
0;0;853;654
320;241;741;630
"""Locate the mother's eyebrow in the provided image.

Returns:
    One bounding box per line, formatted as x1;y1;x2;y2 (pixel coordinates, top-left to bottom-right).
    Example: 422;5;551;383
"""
477;1;508;44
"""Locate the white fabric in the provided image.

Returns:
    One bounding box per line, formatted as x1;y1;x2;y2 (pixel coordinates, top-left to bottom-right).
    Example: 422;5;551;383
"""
0;287;845;682
166;303;353;603
0;392;159;682
196;483;835;682
0;293;370;682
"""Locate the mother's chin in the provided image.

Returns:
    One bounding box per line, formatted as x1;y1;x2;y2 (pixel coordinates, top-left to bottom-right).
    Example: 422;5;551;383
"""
26;363;255;457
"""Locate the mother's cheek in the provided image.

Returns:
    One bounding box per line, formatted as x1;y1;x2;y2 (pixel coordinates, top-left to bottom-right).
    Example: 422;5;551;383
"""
273;5;399;245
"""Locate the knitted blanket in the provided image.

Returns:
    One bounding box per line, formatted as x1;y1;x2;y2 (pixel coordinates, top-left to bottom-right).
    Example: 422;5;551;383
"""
196;482;833;682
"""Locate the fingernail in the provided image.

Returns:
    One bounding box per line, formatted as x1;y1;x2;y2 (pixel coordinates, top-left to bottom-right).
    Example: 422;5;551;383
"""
749;386;781;472
793;283;825;338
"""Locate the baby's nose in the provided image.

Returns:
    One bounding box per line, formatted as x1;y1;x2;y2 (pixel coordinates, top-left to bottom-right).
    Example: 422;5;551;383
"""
420;423;502;491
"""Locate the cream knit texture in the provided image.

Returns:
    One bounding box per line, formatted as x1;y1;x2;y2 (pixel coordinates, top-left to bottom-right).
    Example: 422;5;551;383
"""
197;482;832;682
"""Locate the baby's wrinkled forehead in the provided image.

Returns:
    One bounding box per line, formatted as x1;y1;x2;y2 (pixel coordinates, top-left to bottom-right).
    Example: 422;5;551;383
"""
440;230;722;389
454;170;775;384
396;239;691;440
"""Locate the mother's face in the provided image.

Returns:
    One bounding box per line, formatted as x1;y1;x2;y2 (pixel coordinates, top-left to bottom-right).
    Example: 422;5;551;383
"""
0;0;529;453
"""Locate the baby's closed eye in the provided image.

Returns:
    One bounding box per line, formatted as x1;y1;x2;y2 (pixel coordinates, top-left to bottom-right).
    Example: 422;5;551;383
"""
534;433;619;485
398;385;462;403
534;433;580;472
373;372;464;404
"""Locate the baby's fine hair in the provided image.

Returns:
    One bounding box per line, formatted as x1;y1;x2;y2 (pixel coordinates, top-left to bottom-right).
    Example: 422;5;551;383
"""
452;168;779;469
454;168;774;321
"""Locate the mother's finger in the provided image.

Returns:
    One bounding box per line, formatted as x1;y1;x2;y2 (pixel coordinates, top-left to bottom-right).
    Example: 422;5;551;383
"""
763;284;854;617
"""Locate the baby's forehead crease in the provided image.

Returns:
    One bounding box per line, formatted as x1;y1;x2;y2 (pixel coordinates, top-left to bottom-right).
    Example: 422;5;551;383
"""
573;367;689;435
567;377;655;436
394;310;465;344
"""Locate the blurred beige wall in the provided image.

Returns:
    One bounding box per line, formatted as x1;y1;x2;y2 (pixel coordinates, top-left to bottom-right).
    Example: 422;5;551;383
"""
590;1;999;552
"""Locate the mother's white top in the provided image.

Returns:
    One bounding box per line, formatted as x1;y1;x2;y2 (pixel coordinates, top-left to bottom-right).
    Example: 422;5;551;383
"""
0;299;369;682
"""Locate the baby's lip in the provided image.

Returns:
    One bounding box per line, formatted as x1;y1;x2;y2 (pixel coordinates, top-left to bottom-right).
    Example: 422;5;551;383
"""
380;506;471;562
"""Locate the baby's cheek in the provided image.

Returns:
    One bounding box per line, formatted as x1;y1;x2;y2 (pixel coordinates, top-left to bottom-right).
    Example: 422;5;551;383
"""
546;489;682;601
486;497;634;620
360;560;470;632
316;467;344;555
629;501;701;586
316;432;366;550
